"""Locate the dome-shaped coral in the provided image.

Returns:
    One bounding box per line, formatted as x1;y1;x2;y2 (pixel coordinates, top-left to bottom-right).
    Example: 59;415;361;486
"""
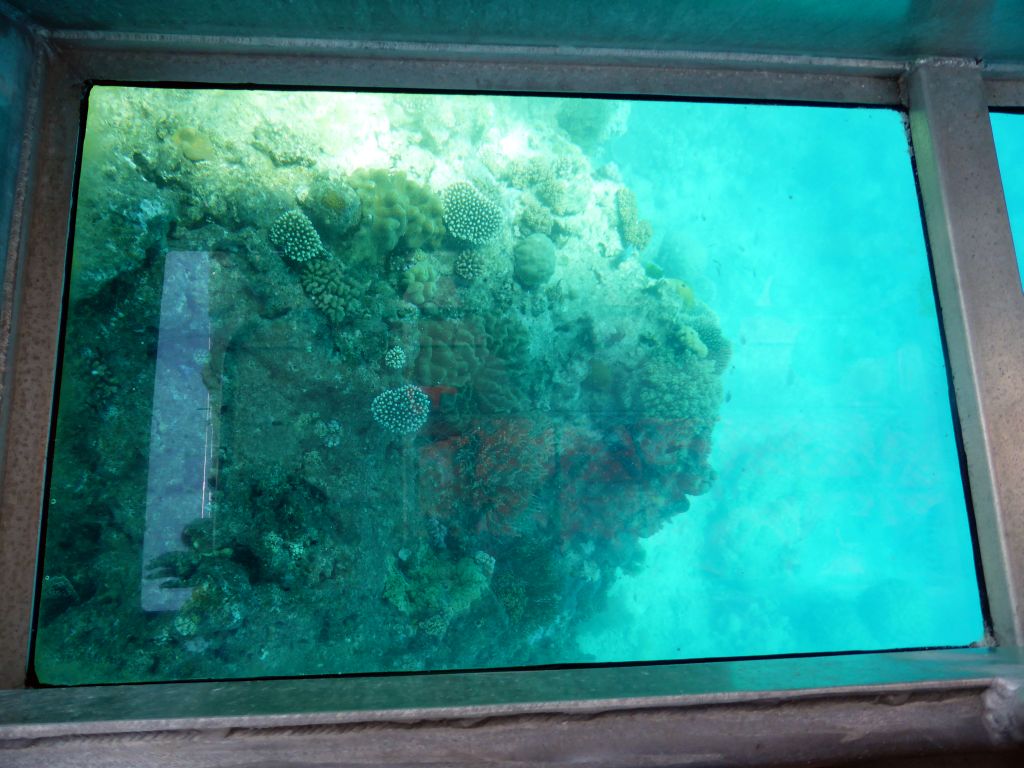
443;182;502;245
350;169;445;253
513;233;556;289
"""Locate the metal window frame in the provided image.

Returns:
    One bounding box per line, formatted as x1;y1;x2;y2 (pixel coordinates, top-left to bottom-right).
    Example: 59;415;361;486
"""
2;30;1024;766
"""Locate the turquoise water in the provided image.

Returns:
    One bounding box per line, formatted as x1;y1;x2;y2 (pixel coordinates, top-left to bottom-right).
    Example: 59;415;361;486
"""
34;88;983;684
992;112;1024;289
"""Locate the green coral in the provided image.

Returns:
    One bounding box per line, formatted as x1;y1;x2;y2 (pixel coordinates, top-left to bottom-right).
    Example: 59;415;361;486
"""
443;182;503;245
270;210;325;262
513;233;557;290
350;169;445;253
301;258;371;322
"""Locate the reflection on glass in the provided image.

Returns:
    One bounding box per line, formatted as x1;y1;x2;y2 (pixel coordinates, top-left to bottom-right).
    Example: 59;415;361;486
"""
34;87;983;684
991;111;1024;290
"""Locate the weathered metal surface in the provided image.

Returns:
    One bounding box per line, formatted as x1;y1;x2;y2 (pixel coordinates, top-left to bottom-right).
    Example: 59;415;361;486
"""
987;77;1024;107
907;60;1024;648
54;39;904;104
0;43;80;689
5;0;1024;65
0;679;1010;767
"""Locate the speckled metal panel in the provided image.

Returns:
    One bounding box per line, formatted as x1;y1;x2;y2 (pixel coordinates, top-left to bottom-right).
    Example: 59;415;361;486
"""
3;0;1024;64
0;17;33;304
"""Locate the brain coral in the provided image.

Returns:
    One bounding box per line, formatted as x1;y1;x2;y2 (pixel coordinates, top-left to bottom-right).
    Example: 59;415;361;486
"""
513;233;557;289
350;169;445;253
270;210;325;262
371;384;431;434
301;258;371;323
443;182;503;245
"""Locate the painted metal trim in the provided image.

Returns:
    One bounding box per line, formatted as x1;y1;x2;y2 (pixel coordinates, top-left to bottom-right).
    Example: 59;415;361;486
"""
1;660;1022;766
907;60;1024;648
49;37;903;105
987;77;1024;108
0;35;1022;767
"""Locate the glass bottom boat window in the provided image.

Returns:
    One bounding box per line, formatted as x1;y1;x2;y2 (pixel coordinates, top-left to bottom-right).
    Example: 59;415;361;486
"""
33;87;984;684
992;111;1024;289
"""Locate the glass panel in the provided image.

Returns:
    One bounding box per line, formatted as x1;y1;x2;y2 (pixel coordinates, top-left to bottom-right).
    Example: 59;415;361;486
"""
34;87;983;685
991;111;1024;290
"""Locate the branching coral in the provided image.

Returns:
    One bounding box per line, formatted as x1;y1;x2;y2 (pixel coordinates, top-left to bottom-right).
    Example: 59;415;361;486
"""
443;182;503;245
371;384;431;434
300;258;371;322
270;210;325;262
616;187;652;252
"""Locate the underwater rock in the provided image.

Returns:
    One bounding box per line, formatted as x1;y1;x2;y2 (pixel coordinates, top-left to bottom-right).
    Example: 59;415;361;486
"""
253;120;314;167
443;182;503;245
513;233;557;289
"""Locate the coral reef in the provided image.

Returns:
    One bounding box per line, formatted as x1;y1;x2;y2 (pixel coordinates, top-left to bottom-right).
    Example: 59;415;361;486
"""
454;250;484;281
400;256;440;305
414;320;486;388
39;88;732;685
299;175;362;244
